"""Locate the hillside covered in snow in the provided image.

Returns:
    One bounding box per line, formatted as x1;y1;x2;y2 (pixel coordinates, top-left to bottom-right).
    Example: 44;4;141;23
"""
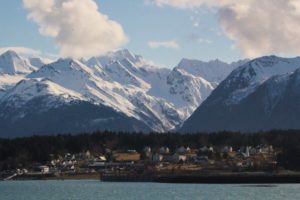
0;49;244;137
181;55;300;133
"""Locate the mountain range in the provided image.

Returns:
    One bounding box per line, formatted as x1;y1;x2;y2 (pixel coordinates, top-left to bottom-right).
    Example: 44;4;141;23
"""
2;49;299;136
181;56;300;133
0;49;243;137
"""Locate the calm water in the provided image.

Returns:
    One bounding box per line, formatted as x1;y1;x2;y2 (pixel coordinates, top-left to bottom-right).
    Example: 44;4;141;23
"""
0;180;300;200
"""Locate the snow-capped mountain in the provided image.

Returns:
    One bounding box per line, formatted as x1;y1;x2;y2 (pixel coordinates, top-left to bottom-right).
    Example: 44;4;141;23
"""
0;50;36;75
165;68;214;119
176;58;248;84
28;57;49;68
0;51;45;98
0;78;150;137
180;55;300;133
0;49;244;137
84;51;245;121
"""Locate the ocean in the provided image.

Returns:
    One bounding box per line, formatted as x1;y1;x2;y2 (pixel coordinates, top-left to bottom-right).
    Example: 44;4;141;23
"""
0;180;299;200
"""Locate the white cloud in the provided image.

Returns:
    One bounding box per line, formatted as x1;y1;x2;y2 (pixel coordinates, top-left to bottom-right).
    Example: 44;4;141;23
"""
149;0;207;9
0;47;41;55
150;0;300;58
23;0;128;58
148;40;179;49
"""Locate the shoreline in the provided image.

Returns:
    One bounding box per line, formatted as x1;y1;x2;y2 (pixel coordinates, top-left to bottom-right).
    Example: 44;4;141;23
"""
156;174;300;184
4;171;300;184
101;171;300;184
3;173;101;181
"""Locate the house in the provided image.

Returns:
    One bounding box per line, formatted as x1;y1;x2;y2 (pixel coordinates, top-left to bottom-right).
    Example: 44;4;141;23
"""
153;153;163;162
144;147;151;153
113;152;141;162
22;169;28;174
95;156;107;162
143;147;152;159
86;151;91;159
222;146;233;153
51;159;60;166
89;161;106;170
172;153;187;163
159;147;170;154
199;146;214;153
186;147;191;153
236;162;243;168
177;146;187;154
199;146;214;158
163;155;175;163
260;145;274;154
35;165;50;174
65;153;72;160
193;156;209;164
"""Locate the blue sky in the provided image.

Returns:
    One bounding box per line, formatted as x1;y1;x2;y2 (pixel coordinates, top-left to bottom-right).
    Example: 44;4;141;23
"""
0;1;242;67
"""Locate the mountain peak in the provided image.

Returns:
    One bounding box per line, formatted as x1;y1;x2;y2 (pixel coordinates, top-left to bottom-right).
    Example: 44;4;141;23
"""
2;50;19;58
176;58;237;83
28;58;94;80
109;49;143;64
178;58;228;66
115;48;133;56
0;50;35;75
28;57;46;68
57;58;77;64
47;58;92;73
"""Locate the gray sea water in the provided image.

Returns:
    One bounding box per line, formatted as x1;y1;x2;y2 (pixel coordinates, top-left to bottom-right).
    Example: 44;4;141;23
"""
0;180;300;200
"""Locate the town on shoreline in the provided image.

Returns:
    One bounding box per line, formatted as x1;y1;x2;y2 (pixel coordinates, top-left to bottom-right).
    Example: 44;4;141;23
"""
1;131;300;182
0;143;280;181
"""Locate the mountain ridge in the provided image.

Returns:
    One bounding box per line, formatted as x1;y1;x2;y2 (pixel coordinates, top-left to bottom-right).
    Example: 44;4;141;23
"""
180;55;300;133
0;49;245;137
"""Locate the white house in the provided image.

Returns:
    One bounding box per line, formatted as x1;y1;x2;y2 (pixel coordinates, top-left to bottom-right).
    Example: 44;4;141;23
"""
99;156;107;162
38;166;50;174
186;147;191;153
86;151;91;158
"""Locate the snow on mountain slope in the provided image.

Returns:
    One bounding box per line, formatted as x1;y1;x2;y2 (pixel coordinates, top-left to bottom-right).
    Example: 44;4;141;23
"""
177;58;248;84
0;50;40;98
27;59;138;117
0;49;246;135
84;49;244;122
180;55;300;133
0;50;36;75
223;56;300;105
87;49;143;67
0;74;25;98
25;58;181;131
165;68;215;119
103;61;150;89
0;79;151;137
27;57;50;68
160;58;248;119
0;78;83;109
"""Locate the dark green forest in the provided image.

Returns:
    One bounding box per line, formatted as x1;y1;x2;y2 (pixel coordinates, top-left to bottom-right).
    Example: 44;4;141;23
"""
1;130;300;170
